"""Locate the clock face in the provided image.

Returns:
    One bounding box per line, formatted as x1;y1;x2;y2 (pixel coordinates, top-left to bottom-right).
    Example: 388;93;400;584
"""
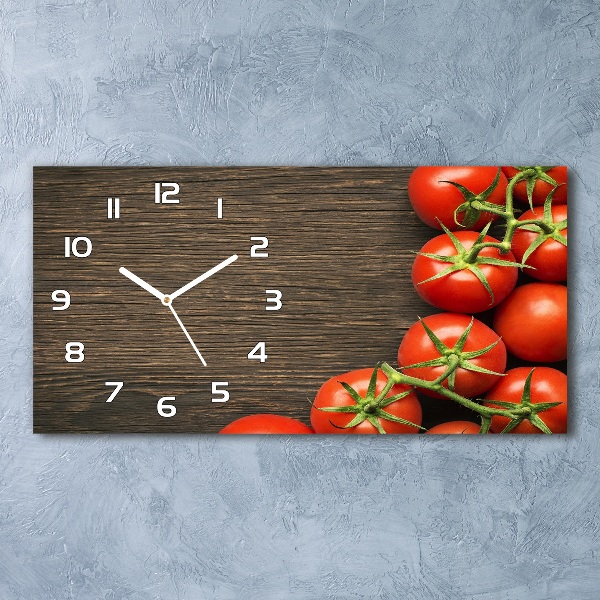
33;167;433;433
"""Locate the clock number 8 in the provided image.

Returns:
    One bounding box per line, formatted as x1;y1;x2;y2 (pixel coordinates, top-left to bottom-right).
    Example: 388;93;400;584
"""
65;342;85;363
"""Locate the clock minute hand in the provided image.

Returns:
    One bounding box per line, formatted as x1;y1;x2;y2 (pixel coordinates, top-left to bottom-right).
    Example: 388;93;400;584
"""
168;303;207;367
119;267;165;301
169;254;239;301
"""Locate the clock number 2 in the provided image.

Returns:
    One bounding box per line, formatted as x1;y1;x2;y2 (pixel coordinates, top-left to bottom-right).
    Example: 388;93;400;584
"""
250;237;269;257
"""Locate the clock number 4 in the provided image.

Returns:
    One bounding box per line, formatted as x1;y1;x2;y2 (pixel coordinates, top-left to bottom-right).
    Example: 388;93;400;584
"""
248;342;267;363
155;182;180;204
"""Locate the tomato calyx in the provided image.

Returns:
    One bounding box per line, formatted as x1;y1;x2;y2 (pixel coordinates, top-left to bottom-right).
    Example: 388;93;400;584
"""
381;363;562;435
440;168;503;228
515;192;568;266
484;369;563;434
400;317;505;393
415;222;527;305
314;364;425;434
506;166;565;209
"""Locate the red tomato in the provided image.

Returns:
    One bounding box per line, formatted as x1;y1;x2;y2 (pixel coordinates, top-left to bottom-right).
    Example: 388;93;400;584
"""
483;367;567;433
511;204;567;282
502;166;567;206
398;313;506;398
219;414;314;434
493;282;567;362
426;421;481;434
408;166;507;230
412;231;519;313
310;367;422;434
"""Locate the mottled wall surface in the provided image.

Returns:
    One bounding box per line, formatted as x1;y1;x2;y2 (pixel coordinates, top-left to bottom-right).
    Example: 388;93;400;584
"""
1;1;598;598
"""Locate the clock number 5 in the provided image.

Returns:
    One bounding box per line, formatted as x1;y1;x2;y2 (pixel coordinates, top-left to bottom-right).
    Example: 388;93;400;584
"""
212;382;229;403
250;237;269;257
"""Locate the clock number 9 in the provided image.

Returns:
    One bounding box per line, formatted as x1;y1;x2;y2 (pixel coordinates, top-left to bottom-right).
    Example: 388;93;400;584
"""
52;290;71;310
250;237;269;257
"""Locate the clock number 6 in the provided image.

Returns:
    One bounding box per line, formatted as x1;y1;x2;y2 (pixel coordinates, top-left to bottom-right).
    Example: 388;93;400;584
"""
250;237;269;257
157;396;176;417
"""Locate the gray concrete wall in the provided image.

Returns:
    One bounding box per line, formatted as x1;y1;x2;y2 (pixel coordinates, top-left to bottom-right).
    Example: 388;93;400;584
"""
1;1;598;597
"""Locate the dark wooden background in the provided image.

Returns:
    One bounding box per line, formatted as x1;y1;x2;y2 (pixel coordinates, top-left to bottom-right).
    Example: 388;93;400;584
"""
34;167;561;433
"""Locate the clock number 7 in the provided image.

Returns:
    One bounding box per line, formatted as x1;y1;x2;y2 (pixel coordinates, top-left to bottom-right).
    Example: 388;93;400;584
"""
105;381;124;402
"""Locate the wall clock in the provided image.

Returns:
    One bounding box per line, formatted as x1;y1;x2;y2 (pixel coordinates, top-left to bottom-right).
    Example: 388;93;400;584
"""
34;167;436;432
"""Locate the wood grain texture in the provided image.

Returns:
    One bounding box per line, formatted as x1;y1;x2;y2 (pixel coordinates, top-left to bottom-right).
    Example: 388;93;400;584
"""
34;167;447;432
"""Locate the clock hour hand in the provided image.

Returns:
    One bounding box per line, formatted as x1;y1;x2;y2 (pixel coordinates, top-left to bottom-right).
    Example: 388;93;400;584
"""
169;254;238;301
119;267;165;302
168;303;207;367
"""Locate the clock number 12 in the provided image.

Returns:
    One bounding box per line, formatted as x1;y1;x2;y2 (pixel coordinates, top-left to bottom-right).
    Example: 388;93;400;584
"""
155;183;180;204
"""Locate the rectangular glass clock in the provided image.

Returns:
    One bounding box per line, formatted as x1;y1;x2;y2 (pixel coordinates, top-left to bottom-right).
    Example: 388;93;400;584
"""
33;166;568;434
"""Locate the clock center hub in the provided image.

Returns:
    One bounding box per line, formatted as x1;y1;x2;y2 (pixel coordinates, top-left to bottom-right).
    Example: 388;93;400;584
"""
162;296;171;305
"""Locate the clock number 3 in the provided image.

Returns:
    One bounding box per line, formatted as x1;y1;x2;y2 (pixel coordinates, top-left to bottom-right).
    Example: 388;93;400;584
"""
265;290;282;311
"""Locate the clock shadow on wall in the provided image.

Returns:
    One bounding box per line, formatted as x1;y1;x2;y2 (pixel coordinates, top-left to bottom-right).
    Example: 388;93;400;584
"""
33;167;439;433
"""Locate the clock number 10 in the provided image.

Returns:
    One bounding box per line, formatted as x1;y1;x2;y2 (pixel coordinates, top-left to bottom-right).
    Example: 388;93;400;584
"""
64;236;92;258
